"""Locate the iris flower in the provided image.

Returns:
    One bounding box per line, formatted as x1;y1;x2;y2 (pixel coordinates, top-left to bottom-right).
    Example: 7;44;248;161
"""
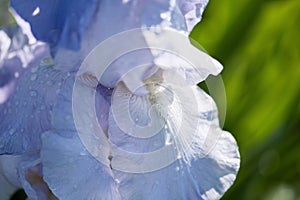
0;0;240;199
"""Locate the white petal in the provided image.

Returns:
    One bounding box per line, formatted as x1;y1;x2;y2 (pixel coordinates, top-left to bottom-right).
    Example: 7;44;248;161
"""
54;0;211;91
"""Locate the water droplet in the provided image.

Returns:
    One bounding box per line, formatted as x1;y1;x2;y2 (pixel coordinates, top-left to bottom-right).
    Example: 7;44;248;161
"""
165;133;173;145
23;101;27;106
20;128;25;133
29;90;38;97
114;178;120;184
14;72;19;78
40;105;46;110
126;127;133;134
46;80;53;86
9;128;16;135
135;118;139;122
79;151;86;156
40;57;54;67
15;101;19;106
31;66;38;73
175;166;180;171
177;153;182;159
30;73;37;81
65;115;71;121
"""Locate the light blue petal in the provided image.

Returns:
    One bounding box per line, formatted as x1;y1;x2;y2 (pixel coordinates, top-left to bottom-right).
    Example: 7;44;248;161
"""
17;153;56;200
0;58;66;154
108;83;239;199
51;74;112;138
0;172;18;200
54;0;209;88
0;25;47;69
50;75;76;137
0;25;49;105
0;153;54;200
10;0;98;54
112;129;239;200
41;131;121;200
108;83;166;154
155;50;223;85
177;0;209;31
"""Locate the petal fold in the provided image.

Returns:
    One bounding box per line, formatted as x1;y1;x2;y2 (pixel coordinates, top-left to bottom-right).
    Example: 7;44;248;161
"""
111;128;239;200
41;131;120;200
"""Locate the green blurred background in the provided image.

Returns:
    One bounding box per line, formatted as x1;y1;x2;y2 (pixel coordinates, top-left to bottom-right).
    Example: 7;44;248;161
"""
1;0;300;199
191;0;300;199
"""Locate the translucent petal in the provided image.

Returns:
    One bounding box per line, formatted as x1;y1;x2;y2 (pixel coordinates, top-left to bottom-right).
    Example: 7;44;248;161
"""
161;52;223;85
109;81;220;161
54;0;210;89
41;131;121;200
110;128;239;200
108;82;166;154
107;81;239;199
0;59;66;154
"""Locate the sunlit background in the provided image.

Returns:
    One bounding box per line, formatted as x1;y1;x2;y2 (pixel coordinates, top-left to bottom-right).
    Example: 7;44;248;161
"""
191;1;300;199
1;0;300;199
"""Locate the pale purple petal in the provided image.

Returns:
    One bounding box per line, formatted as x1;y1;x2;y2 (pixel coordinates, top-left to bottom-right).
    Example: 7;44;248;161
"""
112;129;239;200
0;153;54;200
0;172;18;200
0;58;66;154
177;0;209;31
41;131;121;200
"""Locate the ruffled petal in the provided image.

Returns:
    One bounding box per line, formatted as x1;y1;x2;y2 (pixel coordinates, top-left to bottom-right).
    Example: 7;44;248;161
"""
54;0;211;90
109;80;220;161
142;29;223;85
10;0;98;54
107;81;239;199
41;131;121;200
112;128;239;200
0;57;66;154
